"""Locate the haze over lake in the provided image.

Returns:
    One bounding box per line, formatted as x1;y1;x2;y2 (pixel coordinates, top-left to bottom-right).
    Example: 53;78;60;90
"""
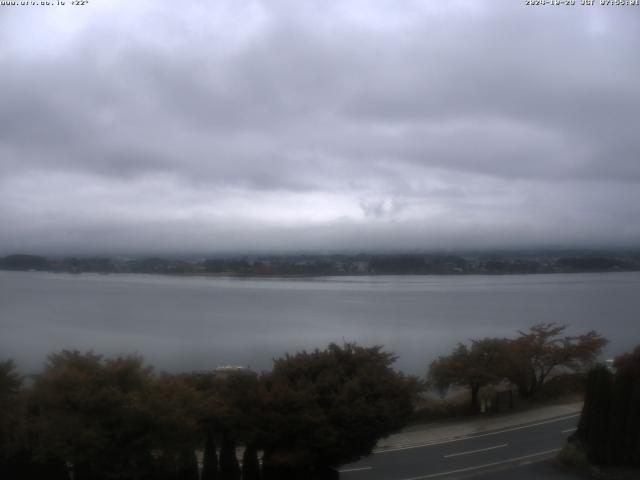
2;270;638;375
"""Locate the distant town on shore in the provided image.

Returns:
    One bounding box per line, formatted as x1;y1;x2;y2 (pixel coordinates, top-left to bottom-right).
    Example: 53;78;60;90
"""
2;249;640;277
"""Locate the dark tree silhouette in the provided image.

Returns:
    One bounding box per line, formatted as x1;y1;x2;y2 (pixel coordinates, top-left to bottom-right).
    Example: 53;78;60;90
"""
575;364;613;464
202;429;219;480
608;347;640;466
241;444;261;480
571;346;640;467
219;431;241;480
259;343;420;477
176;448;199;480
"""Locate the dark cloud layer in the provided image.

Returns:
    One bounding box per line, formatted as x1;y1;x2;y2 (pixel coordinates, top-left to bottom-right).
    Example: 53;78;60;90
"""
1;0;639;254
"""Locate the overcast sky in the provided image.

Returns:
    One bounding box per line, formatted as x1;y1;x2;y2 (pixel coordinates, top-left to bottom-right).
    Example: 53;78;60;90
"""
1;0;639;255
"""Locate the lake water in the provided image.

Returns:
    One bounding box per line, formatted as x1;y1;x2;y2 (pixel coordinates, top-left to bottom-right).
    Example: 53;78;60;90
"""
1;271;639;375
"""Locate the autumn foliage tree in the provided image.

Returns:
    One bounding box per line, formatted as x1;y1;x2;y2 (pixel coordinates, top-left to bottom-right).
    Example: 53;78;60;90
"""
428;323;608;412
31;351;160;480
509;323;608;397
428;338;512;413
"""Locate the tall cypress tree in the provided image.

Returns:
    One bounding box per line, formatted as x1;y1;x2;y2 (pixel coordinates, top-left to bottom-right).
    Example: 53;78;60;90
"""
154;452;174;480
609;366;631;464
202;430;219;480
609;347;640;466
176;448;198;480
577;365;612;464
629;379;640;466
219;432;241;480
241;444;260;480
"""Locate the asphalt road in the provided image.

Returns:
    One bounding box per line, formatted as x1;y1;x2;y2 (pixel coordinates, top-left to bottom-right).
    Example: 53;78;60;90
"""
339;414;581;480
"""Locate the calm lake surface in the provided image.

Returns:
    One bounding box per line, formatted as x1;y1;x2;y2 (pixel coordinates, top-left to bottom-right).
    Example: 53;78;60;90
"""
1;271;639;375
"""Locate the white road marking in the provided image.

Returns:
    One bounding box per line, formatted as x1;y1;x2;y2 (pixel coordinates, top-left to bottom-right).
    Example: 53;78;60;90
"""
400;448;562;480
338;466;373;473
562;427;577;433
443;443;508;458
376;414;579;453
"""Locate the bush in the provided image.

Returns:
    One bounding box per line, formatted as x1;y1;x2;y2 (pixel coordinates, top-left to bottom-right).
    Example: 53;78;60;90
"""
535;373;587;401
260;343;420;472
410;392;471;423
557;443;590;472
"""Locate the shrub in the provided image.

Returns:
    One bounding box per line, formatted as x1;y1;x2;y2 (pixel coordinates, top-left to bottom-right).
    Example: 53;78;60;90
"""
557;443;590;472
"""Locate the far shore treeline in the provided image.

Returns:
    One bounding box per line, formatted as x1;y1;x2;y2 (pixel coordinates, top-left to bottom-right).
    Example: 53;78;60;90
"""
2;250;640;276
0;323;617;480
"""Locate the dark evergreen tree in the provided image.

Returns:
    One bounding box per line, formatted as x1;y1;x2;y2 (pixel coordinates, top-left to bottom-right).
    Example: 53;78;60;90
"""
609;347;640;466
219;432;241;480
572;347;640;467
202;430;219;480
0;360;27;480
153;451;178;480
575;364;612;464
241;444;260;480
176;448;199;480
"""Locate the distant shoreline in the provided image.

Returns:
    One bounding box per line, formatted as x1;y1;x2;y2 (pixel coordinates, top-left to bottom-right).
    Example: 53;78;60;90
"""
2;267;639;280
2;251;639;278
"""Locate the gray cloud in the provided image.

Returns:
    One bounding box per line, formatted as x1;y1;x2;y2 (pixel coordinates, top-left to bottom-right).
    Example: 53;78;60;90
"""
1;0;639;254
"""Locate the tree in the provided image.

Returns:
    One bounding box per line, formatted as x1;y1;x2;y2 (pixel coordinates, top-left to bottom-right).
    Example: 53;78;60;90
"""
428;338;512;413
179;371;221;480
201;429;219;480
199;370;262;480
31;350;162;480
219;432;241;480
0;360;23;447
259;343;420;478
1;359;69;480
571;346;640;467
242;445;261;480
143;373;203;479
608;346;640;466
510;323;607;397
175;448;199;480
0;360;26;479
575;364;613;464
